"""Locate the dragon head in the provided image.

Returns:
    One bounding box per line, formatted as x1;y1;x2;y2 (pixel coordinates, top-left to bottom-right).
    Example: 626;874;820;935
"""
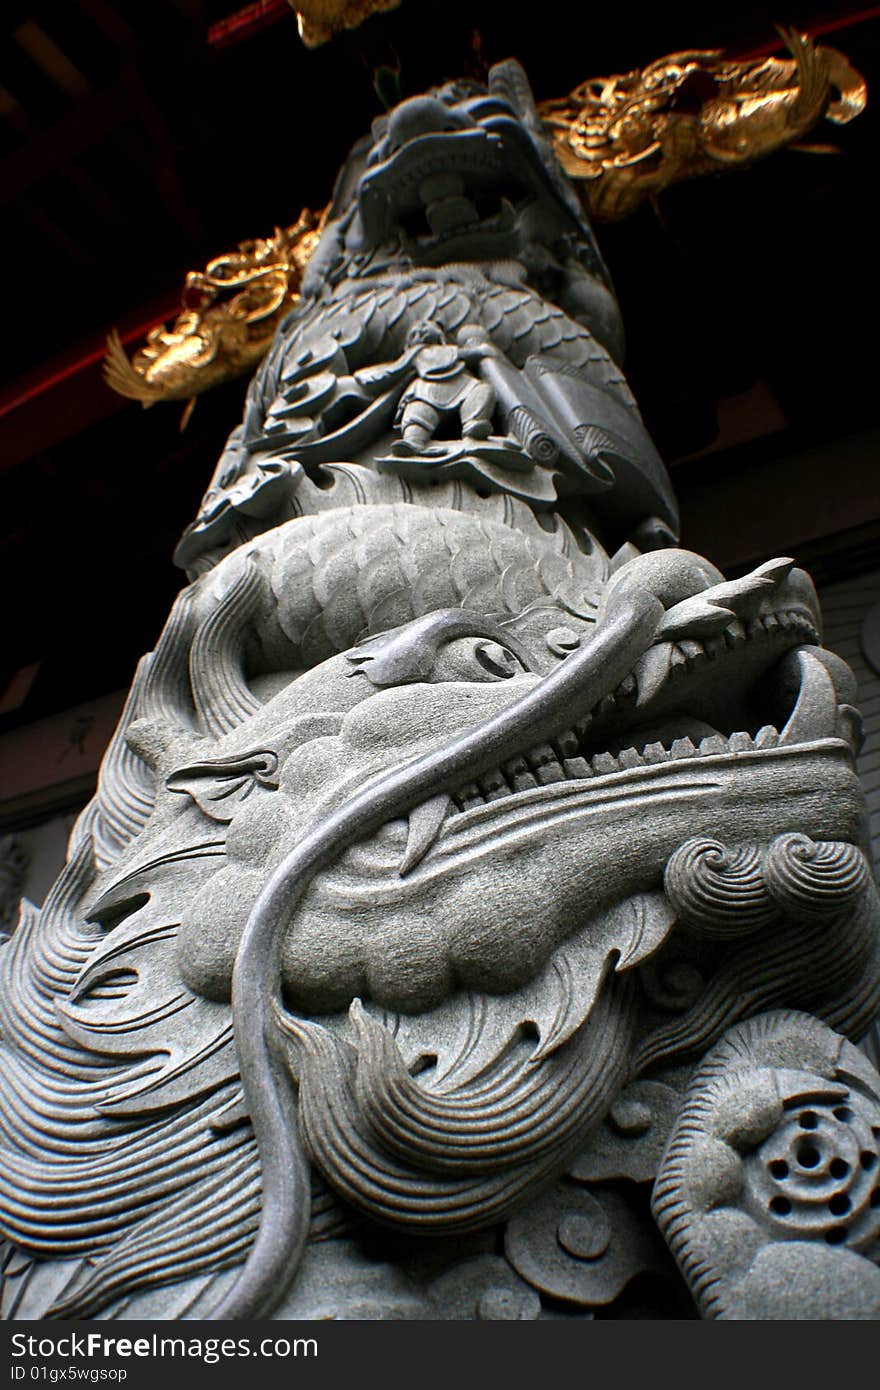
300;59;619;331
103;544;860;1019
541;30;867;220
5;520;876;1320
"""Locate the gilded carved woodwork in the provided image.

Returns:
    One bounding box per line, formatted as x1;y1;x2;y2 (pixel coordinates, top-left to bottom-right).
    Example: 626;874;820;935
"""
290;0;402;48
103;210;325;407
540;29;867;220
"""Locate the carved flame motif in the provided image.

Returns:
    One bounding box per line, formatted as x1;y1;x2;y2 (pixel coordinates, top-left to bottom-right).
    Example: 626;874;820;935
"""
538;30;867;220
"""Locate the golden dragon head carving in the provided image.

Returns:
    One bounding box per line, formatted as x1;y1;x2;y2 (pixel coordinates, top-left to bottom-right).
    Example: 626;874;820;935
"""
103;209;325;408
290;0;402;48
104;32;865;410
539;29;866;221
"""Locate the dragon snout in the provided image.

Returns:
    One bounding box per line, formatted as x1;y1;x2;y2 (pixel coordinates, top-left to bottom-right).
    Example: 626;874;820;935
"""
384;96;476;151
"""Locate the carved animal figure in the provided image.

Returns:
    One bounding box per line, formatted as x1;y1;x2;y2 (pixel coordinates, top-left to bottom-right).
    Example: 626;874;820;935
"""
290;0;402;49
3;59;879;1322
105;32;866;406
540;28;866;220
103;211;324;408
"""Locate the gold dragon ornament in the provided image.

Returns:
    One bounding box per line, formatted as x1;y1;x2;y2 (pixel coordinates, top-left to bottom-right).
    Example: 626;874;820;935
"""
290;0;402;48
104;31;865;411
539;29;866;220
104;209;326;413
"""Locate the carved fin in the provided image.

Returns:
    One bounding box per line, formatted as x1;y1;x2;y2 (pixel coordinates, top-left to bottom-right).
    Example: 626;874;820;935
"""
102;330;163;405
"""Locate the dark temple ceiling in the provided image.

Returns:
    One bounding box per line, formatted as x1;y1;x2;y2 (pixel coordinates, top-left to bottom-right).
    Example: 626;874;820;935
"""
1;0;879;733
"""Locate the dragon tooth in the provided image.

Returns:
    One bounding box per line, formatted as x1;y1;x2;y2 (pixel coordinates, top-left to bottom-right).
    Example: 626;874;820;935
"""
527;744;558;770
480;769;511;801
553;729;580;759
563;756;592;779
755;725;779;748
723;620;747;648
505;756;538;791
398;794;452;876
669;737;697;759
728;731;754;753
497;197;517;230
698;734;727;755
617;747;644;769
634;644;673;707
536;759;566;784
779;649;839;746
642;741;669;763
591;752;618;775
677;639;704;661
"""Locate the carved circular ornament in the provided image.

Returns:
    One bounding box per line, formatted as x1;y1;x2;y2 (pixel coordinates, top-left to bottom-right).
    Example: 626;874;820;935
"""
504;1183;668;1307
747;1096;880;1250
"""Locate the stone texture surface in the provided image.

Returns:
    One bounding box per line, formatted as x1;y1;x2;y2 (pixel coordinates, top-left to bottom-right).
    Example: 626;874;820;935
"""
1;61;878;1321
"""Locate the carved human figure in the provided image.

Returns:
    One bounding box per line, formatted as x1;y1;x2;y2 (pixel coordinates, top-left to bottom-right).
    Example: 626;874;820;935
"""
389;321;495;449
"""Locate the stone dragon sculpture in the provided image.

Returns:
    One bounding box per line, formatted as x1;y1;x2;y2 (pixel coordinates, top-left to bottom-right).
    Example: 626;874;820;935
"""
104;33;865;409
3;58;879;1321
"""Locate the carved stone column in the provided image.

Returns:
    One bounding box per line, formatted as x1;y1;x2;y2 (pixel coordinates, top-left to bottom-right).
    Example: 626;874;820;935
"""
1;59;877;1322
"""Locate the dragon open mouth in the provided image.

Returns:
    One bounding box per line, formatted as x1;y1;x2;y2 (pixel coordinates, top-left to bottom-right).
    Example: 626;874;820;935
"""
447;599;857;816
358;92;579;262
361;128;534;259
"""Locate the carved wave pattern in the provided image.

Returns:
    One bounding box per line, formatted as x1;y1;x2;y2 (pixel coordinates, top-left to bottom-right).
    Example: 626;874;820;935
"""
635;834;880;1073
0;845;262;1317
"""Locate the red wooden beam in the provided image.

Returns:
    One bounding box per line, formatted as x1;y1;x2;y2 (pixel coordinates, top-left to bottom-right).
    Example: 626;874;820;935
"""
0;295;181;474
731;4;880;58
207;0;289;49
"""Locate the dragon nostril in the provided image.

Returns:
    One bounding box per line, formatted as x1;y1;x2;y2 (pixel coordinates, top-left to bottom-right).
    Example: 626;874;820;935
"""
606;548;723;614
386;96;473;147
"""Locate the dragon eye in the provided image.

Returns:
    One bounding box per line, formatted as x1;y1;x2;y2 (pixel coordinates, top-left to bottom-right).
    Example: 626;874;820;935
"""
429;636;530;683
474;640;524;678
